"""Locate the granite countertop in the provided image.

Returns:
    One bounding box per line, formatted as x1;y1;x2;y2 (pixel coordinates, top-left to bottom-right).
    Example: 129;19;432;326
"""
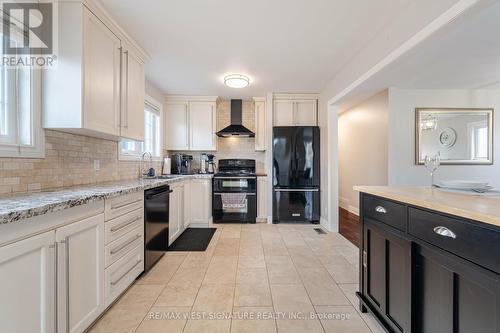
354;186;500;228
0;174;213;225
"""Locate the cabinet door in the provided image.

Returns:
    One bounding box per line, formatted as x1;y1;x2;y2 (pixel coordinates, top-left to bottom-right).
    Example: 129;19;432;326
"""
56;214;105;333
363;219;411;332
0;231;56;333
414;244;500;333
183;180;192;228
255;101;266;151
189;101;216;151
273;100;294;126
83;8;121;136
169;185;181;245
120;44;145;141
165;102;189;150
257;176;268;221
190;179;211;225
294;100;317;125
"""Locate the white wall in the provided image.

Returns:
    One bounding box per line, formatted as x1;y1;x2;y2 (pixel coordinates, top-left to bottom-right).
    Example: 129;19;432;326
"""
388;88;500;187
339;91;389;215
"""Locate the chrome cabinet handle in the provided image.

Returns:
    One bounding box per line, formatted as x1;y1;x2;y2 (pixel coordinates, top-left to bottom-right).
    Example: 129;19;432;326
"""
111;260;141;286
433;226;456;239
110;216;141;232
110;234;141;255
375;206;387;214
111;198;142;210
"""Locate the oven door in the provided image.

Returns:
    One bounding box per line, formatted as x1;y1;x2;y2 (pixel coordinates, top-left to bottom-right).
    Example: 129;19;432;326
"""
213;192;257;223
213;177;257;192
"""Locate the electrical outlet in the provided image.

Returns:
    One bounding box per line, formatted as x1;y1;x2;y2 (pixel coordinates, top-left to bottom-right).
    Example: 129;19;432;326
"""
94;159;100;171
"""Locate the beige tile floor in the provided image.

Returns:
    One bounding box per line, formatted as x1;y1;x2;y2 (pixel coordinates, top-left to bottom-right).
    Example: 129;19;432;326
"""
89;223;385;333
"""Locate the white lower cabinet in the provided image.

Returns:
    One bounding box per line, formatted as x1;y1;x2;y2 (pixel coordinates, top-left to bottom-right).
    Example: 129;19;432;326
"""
56;213;105;333
257;176;268;222
0;231;56;333
104;243;144;307
169;182;185;245
190;178;212;227
169;178;212;245
183;180;192;229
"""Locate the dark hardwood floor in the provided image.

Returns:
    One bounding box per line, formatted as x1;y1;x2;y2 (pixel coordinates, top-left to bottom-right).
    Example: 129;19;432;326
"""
339;207;360;247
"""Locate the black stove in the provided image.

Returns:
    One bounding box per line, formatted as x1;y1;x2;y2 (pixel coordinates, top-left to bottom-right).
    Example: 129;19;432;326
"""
212;159;257;223
214;159;256;177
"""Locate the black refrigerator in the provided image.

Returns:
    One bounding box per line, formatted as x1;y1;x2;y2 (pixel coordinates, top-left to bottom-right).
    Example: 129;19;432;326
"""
273;126;320;223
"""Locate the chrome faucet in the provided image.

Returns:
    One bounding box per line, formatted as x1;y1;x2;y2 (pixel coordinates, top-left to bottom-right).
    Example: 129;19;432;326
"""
140;151;153;178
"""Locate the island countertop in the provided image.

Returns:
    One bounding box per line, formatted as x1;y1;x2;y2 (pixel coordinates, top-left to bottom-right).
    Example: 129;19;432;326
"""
0;174;213;225
354;186;500;228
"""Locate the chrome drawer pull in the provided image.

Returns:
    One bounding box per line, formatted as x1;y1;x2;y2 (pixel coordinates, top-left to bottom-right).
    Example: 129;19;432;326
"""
111;198;142;210
433;226;456;239
375;206;387;214
111;260;142;286
110;216;141;232
110;234;142;255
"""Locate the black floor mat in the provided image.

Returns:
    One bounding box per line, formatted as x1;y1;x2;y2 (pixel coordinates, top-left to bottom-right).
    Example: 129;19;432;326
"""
168;228;216;251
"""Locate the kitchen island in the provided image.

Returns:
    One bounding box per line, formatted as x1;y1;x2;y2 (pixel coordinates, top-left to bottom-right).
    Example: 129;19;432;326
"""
354;186;500;333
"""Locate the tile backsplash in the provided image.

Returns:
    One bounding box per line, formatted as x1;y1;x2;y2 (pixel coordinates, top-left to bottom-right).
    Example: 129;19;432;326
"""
0;130;160;195
168;99;266;172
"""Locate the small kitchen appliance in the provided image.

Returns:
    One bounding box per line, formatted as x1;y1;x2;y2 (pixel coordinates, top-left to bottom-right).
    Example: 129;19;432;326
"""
171;154;193;174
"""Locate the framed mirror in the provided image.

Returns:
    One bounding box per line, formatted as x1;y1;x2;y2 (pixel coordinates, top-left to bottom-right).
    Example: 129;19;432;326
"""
415;108;493;165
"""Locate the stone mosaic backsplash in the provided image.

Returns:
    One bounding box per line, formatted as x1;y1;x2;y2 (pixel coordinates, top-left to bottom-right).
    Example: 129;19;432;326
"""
0;130;161;195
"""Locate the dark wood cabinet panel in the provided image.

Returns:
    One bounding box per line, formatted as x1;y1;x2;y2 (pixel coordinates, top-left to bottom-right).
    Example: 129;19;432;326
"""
413;244;500;333
363;195;406;231
359;193;500;333
363;219;411;332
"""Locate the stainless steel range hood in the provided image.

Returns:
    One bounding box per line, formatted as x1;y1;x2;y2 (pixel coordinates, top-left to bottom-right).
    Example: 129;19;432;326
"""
216;99;255;137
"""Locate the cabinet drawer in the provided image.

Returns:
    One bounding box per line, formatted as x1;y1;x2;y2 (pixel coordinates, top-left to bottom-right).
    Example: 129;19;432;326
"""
104;244;144;307
363;194;406;231
105;208;143;245
105;226;143;268
105;191;143;221
409;208;500;274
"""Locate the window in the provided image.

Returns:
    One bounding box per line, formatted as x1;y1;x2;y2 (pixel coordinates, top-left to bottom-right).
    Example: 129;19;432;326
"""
0;26;44;157
119;95;162;160
469;121;489;160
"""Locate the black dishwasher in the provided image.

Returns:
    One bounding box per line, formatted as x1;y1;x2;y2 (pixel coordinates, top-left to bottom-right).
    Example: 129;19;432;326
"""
144;185;171;272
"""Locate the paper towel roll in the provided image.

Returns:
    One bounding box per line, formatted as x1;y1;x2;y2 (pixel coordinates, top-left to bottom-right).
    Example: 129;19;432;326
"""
162;157;171;175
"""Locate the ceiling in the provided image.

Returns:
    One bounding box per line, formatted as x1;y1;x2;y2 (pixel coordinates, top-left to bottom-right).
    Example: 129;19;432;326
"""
100;0;413;98
336;0;500;110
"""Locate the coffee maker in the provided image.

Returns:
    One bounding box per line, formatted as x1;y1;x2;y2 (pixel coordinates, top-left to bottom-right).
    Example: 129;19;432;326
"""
206;154;216;174
171;154;193;174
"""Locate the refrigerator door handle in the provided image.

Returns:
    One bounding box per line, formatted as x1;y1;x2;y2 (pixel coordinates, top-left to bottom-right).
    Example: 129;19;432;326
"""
274;188;319;192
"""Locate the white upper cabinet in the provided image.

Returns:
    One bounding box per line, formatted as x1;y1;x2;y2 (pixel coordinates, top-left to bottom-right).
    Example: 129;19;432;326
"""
189;101;217;151
43;1;148;141
273;100;295;126
164;102;189;150
273;94;318;126
83;9;121;136
254;97;266;151
164;96;217;151
120;42;145;141
294;100;317;126
0;231;56;333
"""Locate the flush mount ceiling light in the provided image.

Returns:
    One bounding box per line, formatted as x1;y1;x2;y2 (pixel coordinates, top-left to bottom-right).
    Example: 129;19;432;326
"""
224;74;250;88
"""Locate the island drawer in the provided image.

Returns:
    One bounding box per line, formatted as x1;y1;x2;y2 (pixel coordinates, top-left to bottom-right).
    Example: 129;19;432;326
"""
363;194;406;231
105;191;143;221
408;207;500;274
